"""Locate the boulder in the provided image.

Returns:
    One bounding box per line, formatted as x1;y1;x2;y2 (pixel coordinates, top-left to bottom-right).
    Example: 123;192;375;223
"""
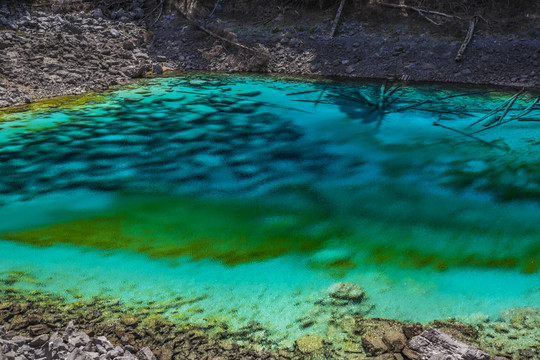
382;329;407;352
356;318;406;356
408;327;490;360
137;347;156;360
28;334;48;348
361;335;388;357
93;336;113;351
68;331;91;348
29;324;50;336
10;337;30;347
295;334;324;354
402;346;420;360
402;323;423;339
152;64;163;75
327;282;365;301
67;348;93;360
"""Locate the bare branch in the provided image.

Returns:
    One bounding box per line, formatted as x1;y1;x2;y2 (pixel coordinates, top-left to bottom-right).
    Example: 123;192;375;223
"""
433;122;505;150
329;0;347;38
455;16;479;62
377;2;461;24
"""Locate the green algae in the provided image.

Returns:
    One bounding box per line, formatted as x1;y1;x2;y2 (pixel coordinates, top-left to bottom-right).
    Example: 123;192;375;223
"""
0;93;107;123
0;194;336;266
1;191;538;273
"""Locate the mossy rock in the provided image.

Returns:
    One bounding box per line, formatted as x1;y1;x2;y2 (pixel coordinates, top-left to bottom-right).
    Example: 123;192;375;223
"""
295;334;324;354
428;319;479;343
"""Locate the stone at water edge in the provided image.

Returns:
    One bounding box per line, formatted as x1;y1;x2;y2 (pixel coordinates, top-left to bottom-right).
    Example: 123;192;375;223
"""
327;282;365;301
295;334;324;354
408;327;490;360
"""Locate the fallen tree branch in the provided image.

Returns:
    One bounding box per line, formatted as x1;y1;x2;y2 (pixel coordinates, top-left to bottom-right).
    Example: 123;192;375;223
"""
173;3;260;53
329;0;347;38
433;122;505;150
151;0;164;27
455;16;479;62
377;2;460;25
468;89;524;128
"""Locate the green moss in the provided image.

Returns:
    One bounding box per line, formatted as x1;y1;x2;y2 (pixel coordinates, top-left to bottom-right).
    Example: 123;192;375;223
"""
0;93;107;122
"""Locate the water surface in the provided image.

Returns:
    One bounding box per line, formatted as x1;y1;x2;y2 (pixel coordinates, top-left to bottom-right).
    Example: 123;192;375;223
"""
0;74;539;346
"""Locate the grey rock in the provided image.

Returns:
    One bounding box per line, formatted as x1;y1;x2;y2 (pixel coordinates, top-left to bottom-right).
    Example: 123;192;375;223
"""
0;340;18;352
93;337;113;352
137;347;156;360
48;337;68;353
125;64;147;78
409;327;490;360
9;338;29;347
86;351;100;360
67;331;91;348
28;334;48;348
63;322;75;341
152;64;163;75
67;348;92;360
108;346;124;358
3;351;16;360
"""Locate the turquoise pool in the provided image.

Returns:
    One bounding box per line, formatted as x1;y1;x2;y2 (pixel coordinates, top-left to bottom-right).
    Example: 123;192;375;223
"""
0;73;538;346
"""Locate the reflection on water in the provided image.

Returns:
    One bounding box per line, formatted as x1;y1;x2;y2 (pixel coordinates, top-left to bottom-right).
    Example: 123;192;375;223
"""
0;73;539;345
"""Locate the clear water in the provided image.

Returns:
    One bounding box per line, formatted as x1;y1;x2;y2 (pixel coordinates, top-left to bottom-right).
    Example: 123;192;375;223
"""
0;73;539;346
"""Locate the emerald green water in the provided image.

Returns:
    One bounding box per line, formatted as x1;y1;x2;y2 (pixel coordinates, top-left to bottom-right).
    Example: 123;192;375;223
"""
0;74;538;346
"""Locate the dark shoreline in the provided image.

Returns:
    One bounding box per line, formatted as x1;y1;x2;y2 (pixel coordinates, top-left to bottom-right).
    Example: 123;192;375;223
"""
1;4;539;109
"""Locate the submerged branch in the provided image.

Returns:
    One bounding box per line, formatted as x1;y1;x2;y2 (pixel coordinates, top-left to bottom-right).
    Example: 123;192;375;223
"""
314;85;328;108
433;122;505;150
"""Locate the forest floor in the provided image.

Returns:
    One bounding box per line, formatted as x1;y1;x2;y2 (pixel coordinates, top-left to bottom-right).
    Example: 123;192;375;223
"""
0;2;539;107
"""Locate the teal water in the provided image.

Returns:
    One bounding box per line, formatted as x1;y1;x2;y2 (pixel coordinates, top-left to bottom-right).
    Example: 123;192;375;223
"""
0;74;539;346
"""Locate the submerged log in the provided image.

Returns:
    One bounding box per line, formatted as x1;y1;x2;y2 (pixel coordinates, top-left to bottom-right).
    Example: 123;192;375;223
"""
408;327;491;360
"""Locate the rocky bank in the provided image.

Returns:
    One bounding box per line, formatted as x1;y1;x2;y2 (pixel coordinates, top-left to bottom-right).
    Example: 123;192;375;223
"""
0;2;539;108
0;285;539;360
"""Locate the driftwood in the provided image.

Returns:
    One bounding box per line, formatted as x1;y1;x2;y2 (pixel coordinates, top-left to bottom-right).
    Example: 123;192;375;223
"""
377;2;460;25
409;327;491;360
329;0;347;38
455;16;479;62
173;3;260;53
